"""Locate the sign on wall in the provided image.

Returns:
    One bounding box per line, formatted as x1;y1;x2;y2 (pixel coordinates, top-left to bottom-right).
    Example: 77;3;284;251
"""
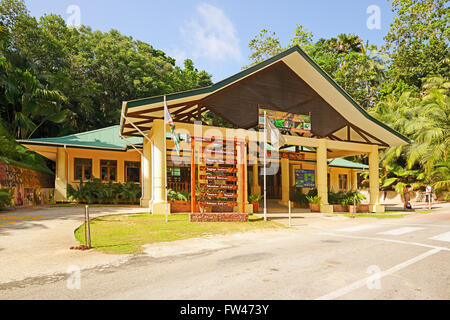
258;108;311;134
295;169;316;188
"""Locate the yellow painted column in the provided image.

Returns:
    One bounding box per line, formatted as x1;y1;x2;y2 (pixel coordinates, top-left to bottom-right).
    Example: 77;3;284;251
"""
250;163;261;195
279;157;290;206
289;164;296;187
92;156;100;180
317;139;333;213
151;119;169;214
140;139;152;208
369;145;384;213
117;160;125;183
55;147;67;202
351;170;358;191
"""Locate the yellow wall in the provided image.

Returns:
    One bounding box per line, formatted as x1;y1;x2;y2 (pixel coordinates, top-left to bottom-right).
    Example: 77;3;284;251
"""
66;148;141;185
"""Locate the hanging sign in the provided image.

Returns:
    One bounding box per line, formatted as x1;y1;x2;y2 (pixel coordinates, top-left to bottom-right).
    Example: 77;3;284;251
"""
295;169;316;188
258;108;311;134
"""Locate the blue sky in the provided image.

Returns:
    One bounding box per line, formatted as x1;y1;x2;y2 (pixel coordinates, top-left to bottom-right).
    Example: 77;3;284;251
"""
25;0;395;82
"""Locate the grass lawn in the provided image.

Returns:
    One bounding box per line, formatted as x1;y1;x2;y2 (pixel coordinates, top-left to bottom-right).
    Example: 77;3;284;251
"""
418;210;434;214
74;213;284;254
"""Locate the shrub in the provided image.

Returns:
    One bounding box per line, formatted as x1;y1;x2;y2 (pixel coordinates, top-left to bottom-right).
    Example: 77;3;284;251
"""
306;195;321;204
249;193;262;203
0;188;13;209
67;179;141;204
290;190;309;205
167;189;189;201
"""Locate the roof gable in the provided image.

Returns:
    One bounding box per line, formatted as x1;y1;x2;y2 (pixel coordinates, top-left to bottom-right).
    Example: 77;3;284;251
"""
120;45;408;146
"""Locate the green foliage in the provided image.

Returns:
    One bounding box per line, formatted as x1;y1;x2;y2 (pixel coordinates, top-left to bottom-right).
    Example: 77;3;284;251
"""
248;193;262;203
0;187;13;209
342;191;366;206
167;189;189;202
326;190;366;206
67;179;141;204
245;29;283;68
306;195;321;204
0;0;212;137
383;0;449;90
370;75;449;190
290;189;309;205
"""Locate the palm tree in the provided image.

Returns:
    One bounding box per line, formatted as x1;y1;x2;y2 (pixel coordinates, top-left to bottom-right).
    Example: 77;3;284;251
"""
328;34;363;54
369;75;449;187
0;47;68;139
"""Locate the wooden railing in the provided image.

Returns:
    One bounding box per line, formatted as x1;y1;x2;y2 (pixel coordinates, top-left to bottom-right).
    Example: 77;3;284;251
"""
168;181;190;193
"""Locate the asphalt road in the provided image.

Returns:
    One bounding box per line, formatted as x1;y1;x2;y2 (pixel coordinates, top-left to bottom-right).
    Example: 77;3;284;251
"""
1;204;449;300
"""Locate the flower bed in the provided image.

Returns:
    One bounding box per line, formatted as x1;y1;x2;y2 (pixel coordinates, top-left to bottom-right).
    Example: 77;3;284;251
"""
190;213;248;222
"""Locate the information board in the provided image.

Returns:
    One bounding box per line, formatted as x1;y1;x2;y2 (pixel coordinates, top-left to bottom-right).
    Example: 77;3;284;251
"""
258;108;311;134
295;169;316;188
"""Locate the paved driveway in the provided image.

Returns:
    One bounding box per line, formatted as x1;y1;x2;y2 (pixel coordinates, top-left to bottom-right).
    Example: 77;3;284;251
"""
1;204;449;299
0;206;146;284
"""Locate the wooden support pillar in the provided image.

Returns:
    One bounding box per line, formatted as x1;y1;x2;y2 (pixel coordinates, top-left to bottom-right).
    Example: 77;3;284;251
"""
279;157;290;206
250;163;261;195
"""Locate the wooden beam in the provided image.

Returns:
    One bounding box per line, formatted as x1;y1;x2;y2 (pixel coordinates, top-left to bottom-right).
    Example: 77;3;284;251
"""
349;124;389;147
126;100;201;117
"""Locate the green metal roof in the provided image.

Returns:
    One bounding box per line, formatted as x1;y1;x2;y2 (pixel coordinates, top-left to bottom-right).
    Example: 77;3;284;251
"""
19;125;142;151
328;158;369;170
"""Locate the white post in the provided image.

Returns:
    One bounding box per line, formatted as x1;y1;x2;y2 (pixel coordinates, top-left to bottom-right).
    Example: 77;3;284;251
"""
164;95;168;223
288;200;291;227
263;111;267;222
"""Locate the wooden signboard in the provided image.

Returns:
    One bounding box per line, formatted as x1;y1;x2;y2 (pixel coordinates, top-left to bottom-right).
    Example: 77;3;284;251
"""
191;136;245;214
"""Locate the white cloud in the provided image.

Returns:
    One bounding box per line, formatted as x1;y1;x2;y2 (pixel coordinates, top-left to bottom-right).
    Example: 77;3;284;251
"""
180;3;242;62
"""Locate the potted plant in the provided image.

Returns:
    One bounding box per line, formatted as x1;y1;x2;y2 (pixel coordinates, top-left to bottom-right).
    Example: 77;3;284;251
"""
306;195;321;213
249;193;262;213
345;192;367;213
168;189;191;213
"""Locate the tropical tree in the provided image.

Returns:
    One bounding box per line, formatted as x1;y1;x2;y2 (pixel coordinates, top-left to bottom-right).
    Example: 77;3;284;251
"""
0;23;69;139
370;75;449;189
382;0;449;93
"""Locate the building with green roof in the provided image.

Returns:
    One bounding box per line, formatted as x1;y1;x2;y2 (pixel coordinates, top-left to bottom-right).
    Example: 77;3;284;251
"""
19;46;405;214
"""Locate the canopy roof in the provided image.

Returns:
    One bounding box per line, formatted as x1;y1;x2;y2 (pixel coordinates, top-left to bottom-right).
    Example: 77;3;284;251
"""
120;46;408;148
18;125;142;155
328;158;368;170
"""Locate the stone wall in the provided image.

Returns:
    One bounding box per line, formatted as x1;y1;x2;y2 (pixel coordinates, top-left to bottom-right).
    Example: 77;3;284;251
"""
190;213;249;222
0;161;55;206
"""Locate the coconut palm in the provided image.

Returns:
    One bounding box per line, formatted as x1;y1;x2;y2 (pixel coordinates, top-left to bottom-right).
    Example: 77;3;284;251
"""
370;75;449;188
328;34;363;54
